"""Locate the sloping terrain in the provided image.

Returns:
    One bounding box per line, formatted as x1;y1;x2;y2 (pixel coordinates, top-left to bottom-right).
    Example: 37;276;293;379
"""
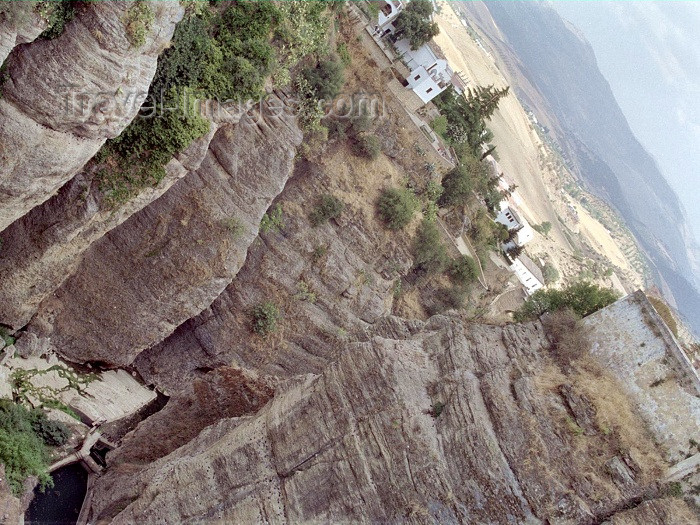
453;0;700;333
88;314;694;524
0;3;697;524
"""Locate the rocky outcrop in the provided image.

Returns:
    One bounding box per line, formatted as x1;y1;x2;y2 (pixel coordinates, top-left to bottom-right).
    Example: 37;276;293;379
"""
87;314;689;524
29;96;301;366
0;0;184;231
134;158;414;396
0;120;218;330
0;2;47;64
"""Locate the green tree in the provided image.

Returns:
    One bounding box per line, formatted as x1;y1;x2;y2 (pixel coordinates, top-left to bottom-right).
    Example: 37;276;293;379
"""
377;187;419;230
533;221;552;236
0;400;71;495
301;58;345;100
413;219;449;274
515;282;619;321
438;154;487;208
393;0;439;50
449;255;479;285
435;85;509;155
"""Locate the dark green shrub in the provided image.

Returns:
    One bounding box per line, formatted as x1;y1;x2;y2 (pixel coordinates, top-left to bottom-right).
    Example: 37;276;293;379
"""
251;301;280;336
354;134;381;160
413;219;449;274
30;414;70;447
515;282;619;321
301;58;345;100
450;255;479;285
0;400;65;495
39;0;76;40
377;188;418;230
438;154;486;208
309;194;344;226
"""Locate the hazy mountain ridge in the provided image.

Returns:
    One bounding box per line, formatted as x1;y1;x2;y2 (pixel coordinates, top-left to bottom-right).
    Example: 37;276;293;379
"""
456;0;700;333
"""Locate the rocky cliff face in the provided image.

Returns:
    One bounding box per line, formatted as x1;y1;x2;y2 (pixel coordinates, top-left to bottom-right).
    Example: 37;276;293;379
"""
86;314;694;524
1;5;697;524
0;1;183;231
25;95;301;366
0;3;47;65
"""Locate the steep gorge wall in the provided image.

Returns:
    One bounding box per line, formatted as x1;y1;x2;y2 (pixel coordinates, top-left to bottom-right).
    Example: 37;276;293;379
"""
27;96;301;366
0;120;218;330
0;3;46;64
0;1;183;231
88;314;695;524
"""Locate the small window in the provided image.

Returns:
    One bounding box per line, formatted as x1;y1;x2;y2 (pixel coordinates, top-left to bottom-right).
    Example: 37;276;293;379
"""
426;87;433;93
414;74;421;80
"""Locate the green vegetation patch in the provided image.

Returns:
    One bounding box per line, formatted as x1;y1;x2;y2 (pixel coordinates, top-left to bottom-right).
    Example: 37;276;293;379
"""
515;282;619;321
97;0;283;207
377;187;419;230
123;1;154;48
309;194;344;226
251;301;280;336
0;400;71;495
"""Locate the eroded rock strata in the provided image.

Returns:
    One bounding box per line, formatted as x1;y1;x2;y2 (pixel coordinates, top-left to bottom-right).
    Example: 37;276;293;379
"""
87;315;693;524
0;1;183;231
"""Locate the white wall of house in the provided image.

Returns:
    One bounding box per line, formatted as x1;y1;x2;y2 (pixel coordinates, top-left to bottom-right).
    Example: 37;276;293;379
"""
496;205;534;247
378;0;406;28
510;258;544;295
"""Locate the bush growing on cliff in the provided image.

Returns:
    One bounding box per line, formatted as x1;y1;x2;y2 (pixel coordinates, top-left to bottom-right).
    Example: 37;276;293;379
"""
301;58;345;101
97;1;281;206
37;0;76;40
514;282;619;321
123;1;154;48
413;219;448;275
251;301;280;336
309;194;344;226
541;308;591;364
354;134;381;160
377;188;419;230
449;255;479;285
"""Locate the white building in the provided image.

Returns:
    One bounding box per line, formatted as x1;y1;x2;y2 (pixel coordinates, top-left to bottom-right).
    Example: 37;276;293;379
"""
395;39;465;104
510;255;545;295
495;204;534;247
376;0;407;34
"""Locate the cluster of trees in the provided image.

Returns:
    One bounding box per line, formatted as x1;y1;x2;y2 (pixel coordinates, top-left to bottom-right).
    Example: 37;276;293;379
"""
392;0;439;50
0;400;71;495
434;85;509;157
514;282;619;322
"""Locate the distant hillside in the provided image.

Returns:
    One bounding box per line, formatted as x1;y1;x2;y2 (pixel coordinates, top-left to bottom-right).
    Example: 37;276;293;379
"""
455;0;700;334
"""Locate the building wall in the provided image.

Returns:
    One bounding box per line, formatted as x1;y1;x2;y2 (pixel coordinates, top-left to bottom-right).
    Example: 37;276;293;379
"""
496;207;521;230
510;258;544;295
583;290;700;463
